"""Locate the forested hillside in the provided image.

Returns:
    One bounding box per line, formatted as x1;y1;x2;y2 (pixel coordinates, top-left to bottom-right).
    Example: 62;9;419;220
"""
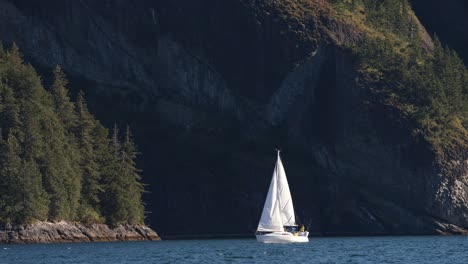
0;43;145;227
330;0;468;164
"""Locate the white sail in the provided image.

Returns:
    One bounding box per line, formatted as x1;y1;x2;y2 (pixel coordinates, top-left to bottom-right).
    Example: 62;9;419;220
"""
257;152;296;232
276;154;296;226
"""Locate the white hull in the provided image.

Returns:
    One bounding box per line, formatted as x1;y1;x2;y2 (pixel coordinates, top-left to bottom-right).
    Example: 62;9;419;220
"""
256;232;309;243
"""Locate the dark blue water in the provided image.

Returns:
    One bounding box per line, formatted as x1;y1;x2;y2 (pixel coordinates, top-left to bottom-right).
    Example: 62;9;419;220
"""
1;236;467;263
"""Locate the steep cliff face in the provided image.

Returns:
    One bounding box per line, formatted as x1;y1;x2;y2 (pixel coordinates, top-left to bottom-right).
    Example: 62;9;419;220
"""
0;0;466;236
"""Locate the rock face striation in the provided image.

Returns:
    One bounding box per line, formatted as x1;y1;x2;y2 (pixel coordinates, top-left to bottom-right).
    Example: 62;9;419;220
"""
0;221;160;244
0;0;466;237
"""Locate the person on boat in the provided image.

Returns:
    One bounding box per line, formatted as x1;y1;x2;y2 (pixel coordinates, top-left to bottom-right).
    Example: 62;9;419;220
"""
299;225;305;232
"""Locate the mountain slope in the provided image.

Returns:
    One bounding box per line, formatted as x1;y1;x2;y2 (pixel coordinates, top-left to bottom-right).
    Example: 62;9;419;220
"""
0;0;466;236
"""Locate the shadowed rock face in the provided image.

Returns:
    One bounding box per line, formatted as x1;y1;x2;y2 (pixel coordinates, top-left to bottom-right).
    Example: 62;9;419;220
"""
0;0;467;237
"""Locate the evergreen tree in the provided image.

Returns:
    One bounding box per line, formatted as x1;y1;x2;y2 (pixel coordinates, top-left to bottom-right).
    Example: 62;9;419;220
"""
43;67;82;221
50;66;77;132
41;116;81;221
0;43;148;225
100;125;127;226
100;124;145;226
21;158;49;222
121;126;145;224
6;42;23;65
0;85;20;138
76;91;104;223
5;44;80;221
13;62;71;220
0;132;23;223
0;132;49;224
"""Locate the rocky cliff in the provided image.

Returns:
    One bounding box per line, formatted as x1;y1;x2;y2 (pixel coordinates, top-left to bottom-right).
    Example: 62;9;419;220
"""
0;221;160;244
0;0;466;237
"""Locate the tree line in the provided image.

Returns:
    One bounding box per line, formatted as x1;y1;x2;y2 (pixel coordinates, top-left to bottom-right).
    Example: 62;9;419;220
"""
332;0;468;154
0;43;145;227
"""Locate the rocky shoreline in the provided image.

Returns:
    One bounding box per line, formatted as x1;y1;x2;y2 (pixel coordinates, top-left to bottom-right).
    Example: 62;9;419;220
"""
0;221;160;244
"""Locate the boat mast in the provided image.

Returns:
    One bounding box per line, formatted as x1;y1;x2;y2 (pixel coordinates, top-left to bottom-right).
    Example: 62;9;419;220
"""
275;149;284;230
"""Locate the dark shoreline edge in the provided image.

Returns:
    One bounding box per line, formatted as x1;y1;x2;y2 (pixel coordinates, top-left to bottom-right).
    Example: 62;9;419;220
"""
3;225;466;244
161;230;468;240
0;221;160;244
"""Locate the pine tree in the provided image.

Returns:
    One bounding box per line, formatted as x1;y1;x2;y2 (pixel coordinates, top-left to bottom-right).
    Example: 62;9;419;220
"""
0;133;49;224
21;158;49;222
121;126;145;224
0;42;149;226
10;60;70;221
0;132;23;223
76;91;104;223
45;67;83;221
444;49;464;115
100;125;145;226
42;118;82;221
0;85;20;138
6;45;81;221
100;125;128;226
50;66;78;132
111;124;121;157
6;42;23;66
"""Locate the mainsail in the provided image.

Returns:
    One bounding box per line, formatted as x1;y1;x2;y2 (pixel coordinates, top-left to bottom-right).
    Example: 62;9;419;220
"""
257;151;296;232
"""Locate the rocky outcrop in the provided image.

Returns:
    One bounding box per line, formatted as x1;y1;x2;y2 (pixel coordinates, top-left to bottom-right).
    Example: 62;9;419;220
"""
0;0;466;237
0;221;160;244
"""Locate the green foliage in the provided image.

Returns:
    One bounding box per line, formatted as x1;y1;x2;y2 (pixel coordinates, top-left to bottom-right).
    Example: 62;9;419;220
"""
21;158;50;222
121;126;145;224
336;0;468;155
0;132;27;223
75;91;106;224
50;65;78;132
0;131;49;223
101;125;145;227
0;43;146;226
0;85;20;138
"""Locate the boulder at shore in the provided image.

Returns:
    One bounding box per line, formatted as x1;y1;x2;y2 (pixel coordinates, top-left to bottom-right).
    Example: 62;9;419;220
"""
0;221;160;244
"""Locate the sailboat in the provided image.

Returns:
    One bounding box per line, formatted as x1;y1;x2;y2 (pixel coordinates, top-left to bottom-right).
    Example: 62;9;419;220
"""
256;150;309;243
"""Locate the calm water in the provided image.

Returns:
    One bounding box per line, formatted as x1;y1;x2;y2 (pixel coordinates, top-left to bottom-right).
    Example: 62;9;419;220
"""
1;236;468;264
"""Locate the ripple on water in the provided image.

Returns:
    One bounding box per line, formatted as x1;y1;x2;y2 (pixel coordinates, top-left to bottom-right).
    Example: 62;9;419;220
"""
1;237;468;264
